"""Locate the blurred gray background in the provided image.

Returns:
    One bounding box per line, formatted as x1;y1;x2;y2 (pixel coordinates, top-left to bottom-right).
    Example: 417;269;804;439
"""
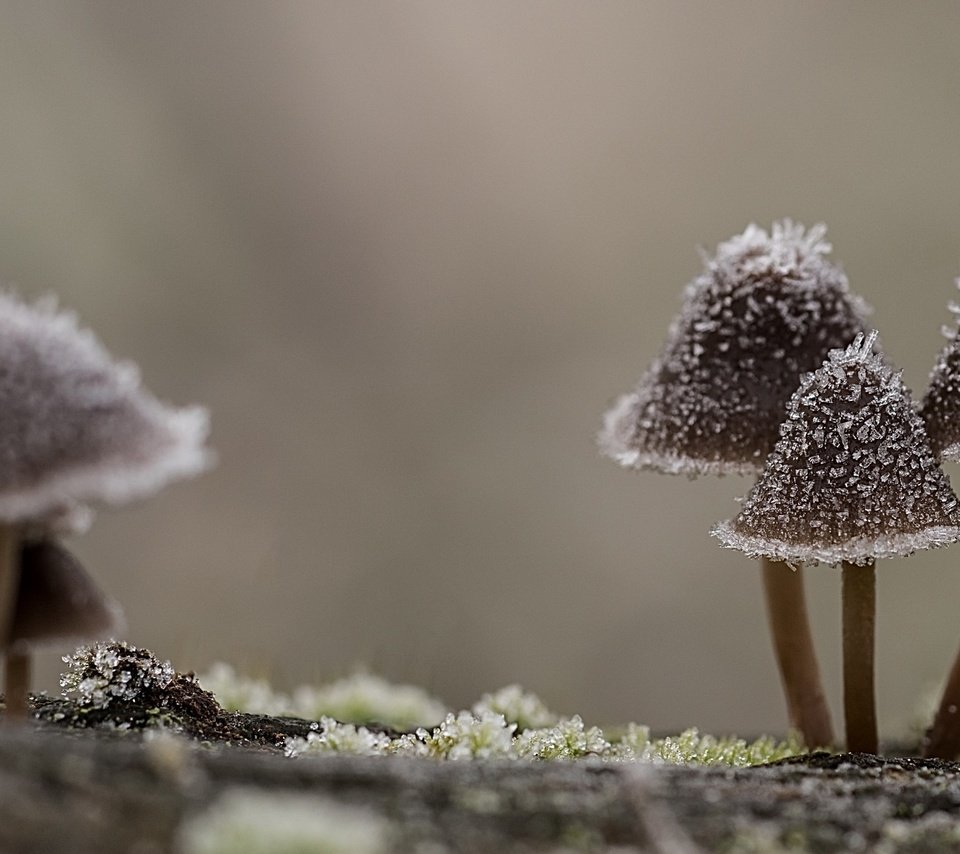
4;1;960;736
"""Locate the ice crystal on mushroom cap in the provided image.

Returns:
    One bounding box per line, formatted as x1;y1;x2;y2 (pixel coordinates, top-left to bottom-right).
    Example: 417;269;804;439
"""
713;332;960;566
0;292;210;527
920;282;960;461
600;221;871;476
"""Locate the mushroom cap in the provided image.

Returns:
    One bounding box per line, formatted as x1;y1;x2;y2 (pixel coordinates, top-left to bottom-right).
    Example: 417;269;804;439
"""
0;292;211;528
8;539;124;651
599;221;872;477
920;282;960;461
712;332;960;567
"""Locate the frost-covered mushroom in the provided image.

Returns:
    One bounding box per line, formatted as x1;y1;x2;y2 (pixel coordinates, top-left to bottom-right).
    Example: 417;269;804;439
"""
918;282;960;758
920;281;960;462
600;221;870;748
3;539;124;717
713;332;960;753
0;291;210;719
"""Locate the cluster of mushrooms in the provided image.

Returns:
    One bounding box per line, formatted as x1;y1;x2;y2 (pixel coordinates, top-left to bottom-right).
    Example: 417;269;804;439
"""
0;293;210;721
601;221;960;757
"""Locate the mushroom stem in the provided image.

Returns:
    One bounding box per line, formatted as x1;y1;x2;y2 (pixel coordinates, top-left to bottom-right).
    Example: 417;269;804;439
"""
922;643;960;759
761;557;833;748
3;651;29;722
0;523;17;644
842;560;877;754
0;522;24;723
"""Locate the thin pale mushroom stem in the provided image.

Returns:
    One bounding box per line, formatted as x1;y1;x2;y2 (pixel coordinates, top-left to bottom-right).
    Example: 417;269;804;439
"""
761;557;834;748
922;642;960;759
0;523;23;722
842;560;877;754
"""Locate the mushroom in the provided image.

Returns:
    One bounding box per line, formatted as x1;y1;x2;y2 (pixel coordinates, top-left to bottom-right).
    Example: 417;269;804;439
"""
0;291;211;719
600;220;870;748
4;539;124;717
918;282;960;758
713;332;960;753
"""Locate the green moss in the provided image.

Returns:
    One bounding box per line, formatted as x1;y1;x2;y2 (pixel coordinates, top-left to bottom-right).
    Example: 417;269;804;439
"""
199;662;808;767
177;788;388;854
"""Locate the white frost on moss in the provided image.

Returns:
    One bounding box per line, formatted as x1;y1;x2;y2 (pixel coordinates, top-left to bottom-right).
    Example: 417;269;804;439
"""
61;641;174;709
196;665;804;767
198;664;448;730
286;712;802;767
176;788;388;854
514;715;610;760
472;684;559;729
290;672;448;730
196;663;289;717
284;718;392;758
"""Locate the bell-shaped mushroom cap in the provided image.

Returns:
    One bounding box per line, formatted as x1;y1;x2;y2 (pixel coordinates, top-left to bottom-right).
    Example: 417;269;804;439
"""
920;282;960;462
7;540;124;650
599;221;872;476
0;293;211;527
712;332;960;567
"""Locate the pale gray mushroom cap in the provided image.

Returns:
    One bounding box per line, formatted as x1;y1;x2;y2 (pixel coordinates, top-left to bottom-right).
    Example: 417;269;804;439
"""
0;292;211;529
599;221;872;477
8;539;124;651
713;332;960;567
920;281;960;462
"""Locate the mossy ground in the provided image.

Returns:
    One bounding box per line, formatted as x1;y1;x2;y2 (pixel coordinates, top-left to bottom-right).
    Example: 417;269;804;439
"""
3;645;960;852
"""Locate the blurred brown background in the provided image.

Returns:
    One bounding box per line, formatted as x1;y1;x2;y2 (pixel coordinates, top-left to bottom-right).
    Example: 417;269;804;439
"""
5;1;960;736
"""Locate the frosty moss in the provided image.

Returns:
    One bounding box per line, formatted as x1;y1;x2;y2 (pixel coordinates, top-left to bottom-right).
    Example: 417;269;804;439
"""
177;789;389;854
61;641;175;709
199;664;448;730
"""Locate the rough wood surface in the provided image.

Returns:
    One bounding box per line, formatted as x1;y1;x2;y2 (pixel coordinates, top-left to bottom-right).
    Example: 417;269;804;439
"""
4;720;960;853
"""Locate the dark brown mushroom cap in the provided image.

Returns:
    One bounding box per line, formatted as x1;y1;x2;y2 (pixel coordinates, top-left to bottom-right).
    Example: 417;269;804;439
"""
920;285;960;462
599;221;872;476
713;332;960;566
7;540;124;650
0;293;211;528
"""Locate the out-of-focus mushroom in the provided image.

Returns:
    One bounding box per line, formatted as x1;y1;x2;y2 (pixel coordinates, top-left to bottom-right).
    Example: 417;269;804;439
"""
3;539;124;717
714;332;960;753
920;280;960;463
600;221;871;748
0;291;210;720
918;282;960;758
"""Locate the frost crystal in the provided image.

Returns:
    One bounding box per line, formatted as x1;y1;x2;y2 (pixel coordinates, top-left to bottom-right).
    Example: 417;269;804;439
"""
921;280;960;461
61;641;175;709
600;221;871;476
0;292;211;528
713;332;960;566
284;717;392;757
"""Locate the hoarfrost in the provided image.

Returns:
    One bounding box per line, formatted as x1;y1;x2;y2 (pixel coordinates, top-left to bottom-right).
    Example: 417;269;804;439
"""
600;221;871;476
0;292;211;528
921;278;960;461
713;332;960;566
61;640;175;709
